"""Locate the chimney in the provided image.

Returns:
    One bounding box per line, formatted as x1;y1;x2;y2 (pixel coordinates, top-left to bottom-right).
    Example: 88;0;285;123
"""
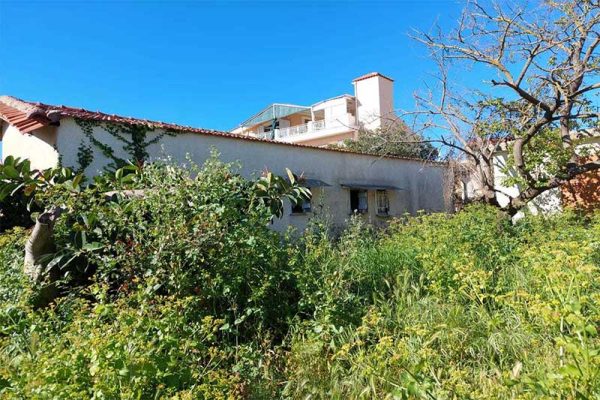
352;72;394;131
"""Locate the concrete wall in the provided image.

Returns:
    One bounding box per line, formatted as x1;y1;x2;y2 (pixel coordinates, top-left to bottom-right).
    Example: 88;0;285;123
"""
492;138;600;214
492;151;562;215
295;131;355;147
312;97;349;122
20;118;450;231
354;75;394;131
1;123;59;170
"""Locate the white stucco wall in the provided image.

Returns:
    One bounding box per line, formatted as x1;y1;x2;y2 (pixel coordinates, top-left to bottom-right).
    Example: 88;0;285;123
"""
313;97;349;122
493;151;563;215
1;123;59;170
354;75;394;131
21;118;450;231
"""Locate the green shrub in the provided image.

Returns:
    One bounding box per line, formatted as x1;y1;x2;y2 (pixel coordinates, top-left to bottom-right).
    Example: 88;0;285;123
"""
41;157;306;342
285;206;600;399
0;156;80;231
0;292;247;399
1;162;598;399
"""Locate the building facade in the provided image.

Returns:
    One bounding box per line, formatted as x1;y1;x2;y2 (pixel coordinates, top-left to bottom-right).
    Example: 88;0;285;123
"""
458;132;600;214
0;95;451;231
231;72;395;147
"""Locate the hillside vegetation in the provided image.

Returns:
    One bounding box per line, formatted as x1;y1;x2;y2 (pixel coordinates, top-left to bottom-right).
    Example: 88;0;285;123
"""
0;159;599;399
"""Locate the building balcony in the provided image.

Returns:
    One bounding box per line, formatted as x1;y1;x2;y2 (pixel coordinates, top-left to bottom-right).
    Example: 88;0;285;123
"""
256;114;357;144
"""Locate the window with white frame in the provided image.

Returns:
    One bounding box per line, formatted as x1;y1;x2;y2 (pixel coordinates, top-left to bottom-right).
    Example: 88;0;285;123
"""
350;189;368;213
376;190;390;215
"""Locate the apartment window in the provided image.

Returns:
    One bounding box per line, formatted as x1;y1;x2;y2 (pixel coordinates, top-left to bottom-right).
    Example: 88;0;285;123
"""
303;118;311;124
350;189;368;214
291;198;312;214
376;190;390;216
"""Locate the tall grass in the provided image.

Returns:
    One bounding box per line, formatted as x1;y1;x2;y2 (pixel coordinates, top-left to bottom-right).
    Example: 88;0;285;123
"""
0;202;598;398
285;206;600;399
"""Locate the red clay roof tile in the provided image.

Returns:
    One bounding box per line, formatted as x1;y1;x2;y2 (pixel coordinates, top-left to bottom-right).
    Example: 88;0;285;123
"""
352;72;394;83
0;102;47;133
0;95;443;164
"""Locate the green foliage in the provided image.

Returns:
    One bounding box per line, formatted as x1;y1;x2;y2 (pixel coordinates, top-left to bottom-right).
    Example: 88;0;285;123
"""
37;155;308;338
75;119;177;172
0;156;82;231
285;206;600;399
0;228;29;308
0;160;598;399
0;293;246;399
75;139;94;174
503;128;574;188
0;155;310;398
336;124;439;160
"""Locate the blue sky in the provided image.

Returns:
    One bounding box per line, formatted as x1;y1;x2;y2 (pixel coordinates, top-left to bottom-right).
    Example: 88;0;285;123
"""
0;0;465;131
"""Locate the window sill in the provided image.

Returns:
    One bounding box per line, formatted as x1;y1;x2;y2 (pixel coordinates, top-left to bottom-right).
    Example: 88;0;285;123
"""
376;213;392;218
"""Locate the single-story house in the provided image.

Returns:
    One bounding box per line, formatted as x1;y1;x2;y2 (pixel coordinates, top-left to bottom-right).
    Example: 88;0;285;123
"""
0;95;451;231
459;130;600;214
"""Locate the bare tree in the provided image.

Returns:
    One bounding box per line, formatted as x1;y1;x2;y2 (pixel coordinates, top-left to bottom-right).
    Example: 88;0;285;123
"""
407;0;599;215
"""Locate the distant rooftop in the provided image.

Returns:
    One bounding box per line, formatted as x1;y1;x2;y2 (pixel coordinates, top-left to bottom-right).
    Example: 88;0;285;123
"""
0;93;443;164
239;103;311;128
352;72;394;83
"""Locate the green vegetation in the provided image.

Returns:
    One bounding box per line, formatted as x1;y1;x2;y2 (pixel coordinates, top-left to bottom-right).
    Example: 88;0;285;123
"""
333;124;439;161
0;158;599;399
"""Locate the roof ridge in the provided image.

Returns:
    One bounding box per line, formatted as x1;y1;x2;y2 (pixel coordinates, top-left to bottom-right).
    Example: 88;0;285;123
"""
0;94;445;165
352;72;394;83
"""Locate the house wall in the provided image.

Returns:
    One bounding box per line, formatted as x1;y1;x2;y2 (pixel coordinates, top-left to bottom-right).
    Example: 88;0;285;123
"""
378;77;394;126
1;123;59;170
492;151;563;215
561;138;600;211
30;118;449;232
492;137;600;214
313;97;350;122
286;113;310;127
295;131;355;147
354;75;394;131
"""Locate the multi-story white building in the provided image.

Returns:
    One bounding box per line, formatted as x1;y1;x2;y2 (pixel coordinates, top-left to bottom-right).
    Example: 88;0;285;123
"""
231;72;395;147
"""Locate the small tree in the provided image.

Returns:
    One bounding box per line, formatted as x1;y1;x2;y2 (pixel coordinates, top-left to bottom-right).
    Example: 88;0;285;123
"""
340;122;439;160
408;0;599;215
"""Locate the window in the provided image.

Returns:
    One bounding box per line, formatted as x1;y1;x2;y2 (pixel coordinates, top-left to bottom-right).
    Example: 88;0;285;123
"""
350;190;368;213
376;190;390;215
291;198;312;214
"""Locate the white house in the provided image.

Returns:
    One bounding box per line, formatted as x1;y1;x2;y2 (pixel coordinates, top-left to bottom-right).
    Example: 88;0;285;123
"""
231;72;396;147
0;94;451;231
459;131;600;214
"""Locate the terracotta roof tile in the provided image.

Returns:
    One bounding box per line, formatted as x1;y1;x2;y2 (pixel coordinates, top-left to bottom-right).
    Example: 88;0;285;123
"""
0;102;47;133
0;95;444;164
352;72;394;83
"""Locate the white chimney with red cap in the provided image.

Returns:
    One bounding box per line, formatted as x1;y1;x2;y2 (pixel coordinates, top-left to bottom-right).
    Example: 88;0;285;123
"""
352;72;395;131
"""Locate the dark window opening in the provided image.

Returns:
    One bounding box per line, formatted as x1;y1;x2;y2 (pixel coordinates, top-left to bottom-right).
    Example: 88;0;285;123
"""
376;190;390;215
350;189;368;213
291;197;312;214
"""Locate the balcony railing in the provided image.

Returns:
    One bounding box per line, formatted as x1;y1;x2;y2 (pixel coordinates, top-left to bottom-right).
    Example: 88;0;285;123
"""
255;115;356;141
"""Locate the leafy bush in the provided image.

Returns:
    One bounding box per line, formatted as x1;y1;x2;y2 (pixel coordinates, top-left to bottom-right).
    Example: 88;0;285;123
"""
285;206;600;399
39;157;307;341
1;155;308;398
1;293;247;399
0;155;598;399
0;156;80;231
